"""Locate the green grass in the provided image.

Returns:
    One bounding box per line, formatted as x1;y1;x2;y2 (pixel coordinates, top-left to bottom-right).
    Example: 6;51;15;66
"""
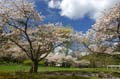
0;65;119;79
0;64;119;73
0;65;80;72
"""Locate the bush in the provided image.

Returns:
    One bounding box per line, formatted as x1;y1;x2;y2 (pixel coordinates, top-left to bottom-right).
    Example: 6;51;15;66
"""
0;52;25;64
23;60;46;66
38;60;46;66
61;61;71;68
23;60;32;65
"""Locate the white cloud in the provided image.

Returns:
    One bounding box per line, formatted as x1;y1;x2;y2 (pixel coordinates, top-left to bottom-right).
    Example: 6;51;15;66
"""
48;0;61;8
48;0;120;20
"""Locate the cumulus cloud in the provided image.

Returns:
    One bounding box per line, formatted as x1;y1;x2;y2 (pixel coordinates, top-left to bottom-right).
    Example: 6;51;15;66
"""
48;0;120;20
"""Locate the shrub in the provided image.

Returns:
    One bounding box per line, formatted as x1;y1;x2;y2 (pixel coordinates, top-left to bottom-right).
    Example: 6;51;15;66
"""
23;60;46;66
38;60;46;66
23;60;32;65
0;52;26;64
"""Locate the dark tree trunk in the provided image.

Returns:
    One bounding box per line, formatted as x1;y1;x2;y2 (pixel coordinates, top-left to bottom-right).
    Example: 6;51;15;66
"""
29;60;38;73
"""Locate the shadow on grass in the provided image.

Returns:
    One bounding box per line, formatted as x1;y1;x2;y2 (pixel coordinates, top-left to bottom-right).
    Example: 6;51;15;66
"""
0;71;120;79
0;72;88;79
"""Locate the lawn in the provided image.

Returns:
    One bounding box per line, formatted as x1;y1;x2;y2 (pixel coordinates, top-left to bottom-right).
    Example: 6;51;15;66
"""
0;65;120;79
0;65;81;72
0;64;119;73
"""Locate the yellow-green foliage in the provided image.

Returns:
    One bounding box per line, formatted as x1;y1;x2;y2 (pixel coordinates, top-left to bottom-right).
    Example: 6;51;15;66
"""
23;60;45;66
23;60;32;65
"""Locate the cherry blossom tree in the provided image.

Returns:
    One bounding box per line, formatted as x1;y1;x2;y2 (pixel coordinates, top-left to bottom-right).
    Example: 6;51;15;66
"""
92;3;120;53
72;4;120;67
74;3;120;55
73;30;113;67
0;0;73;73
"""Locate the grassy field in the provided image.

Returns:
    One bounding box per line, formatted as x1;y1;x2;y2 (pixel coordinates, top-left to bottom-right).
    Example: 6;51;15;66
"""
0;64;119;73
0;65;120;79
0;65;84;72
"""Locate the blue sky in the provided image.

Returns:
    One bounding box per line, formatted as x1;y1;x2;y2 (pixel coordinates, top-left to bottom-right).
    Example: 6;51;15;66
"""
33;0;119;32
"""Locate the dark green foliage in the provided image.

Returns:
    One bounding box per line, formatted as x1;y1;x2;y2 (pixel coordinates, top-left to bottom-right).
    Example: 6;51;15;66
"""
0;54;24;64
112;72;120;77
61;61;72;68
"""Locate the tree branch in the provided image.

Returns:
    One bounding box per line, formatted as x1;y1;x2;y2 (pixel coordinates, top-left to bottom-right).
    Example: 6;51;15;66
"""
117;21;120;40
37;42;64;61
7;37;31;58
82;42;102;54
7;22;24;32
38;52;50;61
24;18;34;60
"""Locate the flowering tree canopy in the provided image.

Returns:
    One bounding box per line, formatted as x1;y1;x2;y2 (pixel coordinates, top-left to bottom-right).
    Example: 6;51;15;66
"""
0;0;73;73
75;3;120;54
92;3;120;52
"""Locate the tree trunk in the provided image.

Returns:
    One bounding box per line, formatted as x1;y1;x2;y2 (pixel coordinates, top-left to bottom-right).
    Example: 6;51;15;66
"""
29;60;38;73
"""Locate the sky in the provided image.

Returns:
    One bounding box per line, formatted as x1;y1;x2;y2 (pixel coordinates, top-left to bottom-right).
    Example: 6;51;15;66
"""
33;0;120;32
